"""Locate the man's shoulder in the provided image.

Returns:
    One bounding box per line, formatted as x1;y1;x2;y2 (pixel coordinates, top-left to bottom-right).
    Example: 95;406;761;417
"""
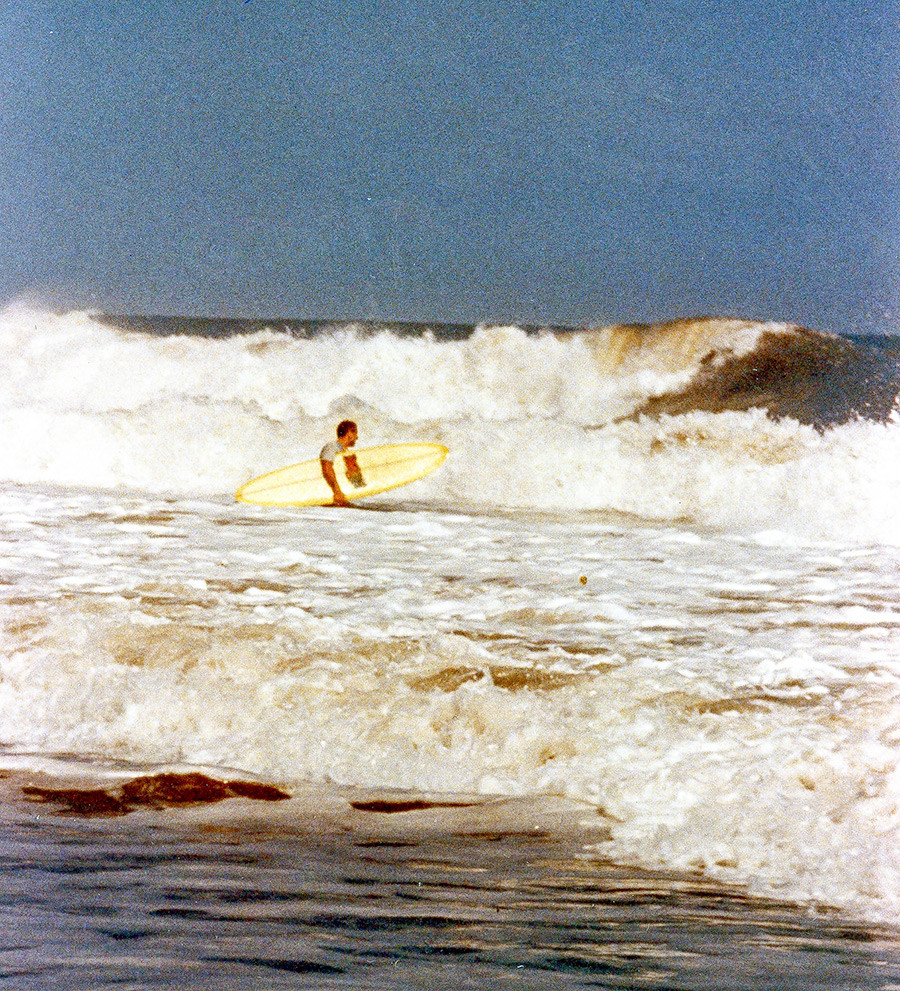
320;440;342;462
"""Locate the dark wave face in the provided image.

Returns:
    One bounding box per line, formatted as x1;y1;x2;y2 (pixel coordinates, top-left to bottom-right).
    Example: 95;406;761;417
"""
622;324;900;429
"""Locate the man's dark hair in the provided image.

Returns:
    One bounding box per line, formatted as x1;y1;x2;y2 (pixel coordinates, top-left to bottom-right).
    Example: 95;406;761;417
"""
337;420;357;438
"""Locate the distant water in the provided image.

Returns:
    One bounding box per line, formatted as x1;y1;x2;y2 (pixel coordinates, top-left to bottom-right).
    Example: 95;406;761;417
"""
2;305;900;987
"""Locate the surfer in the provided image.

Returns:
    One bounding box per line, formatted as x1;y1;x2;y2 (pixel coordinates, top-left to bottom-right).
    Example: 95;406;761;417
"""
319;420;362;506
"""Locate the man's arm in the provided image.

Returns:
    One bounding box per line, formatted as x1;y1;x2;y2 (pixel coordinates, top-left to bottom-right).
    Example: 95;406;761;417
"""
320;459;348;506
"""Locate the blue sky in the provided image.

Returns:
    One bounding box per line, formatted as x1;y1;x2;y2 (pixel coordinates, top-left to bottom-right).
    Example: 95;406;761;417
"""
2;1;897;332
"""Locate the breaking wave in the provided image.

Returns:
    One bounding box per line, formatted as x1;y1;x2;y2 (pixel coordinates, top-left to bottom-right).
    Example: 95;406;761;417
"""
2;305;899;541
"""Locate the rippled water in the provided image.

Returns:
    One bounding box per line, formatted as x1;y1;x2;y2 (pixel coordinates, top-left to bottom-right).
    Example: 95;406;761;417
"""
4;796;900;991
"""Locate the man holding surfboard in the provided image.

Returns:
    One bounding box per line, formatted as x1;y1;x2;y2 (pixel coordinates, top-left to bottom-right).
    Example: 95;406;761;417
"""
319;420;361;506
235;427;447;507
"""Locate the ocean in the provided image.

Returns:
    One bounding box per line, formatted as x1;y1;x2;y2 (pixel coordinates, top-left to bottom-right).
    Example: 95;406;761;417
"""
2;304;900;989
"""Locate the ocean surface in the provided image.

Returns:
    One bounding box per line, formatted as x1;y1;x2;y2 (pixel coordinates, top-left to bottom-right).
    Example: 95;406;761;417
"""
2;304;900;989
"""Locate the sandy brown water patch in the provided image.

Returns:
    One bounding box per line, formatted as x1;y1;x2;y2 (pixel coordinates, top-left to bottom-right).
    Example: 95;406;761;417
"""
22;772;290;817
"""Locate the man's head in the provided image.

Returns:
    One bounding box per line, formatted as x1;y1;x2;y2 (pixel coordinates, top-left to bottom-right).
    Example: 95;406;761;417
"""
337;419;358;449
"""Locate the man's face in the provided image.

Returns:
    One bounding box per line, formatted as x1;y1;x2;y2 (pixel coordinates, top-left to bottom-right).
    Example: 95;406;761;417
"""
341;426;358;449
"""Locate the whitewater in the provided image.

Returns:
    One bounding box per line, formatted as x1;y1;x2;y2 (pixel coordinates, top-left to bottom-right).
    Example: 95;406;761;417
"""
3;307;900;542
2;304;900;988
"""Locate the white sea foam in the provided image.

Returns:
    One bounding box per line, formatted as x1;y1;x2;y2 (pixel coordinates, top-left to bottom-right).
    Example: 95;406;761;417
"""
1;487;899;922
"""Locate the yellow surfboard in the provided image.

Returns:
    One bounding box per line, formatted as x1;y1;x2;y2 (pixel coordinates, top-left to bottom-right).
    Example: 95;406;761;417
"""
235;443;448;507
